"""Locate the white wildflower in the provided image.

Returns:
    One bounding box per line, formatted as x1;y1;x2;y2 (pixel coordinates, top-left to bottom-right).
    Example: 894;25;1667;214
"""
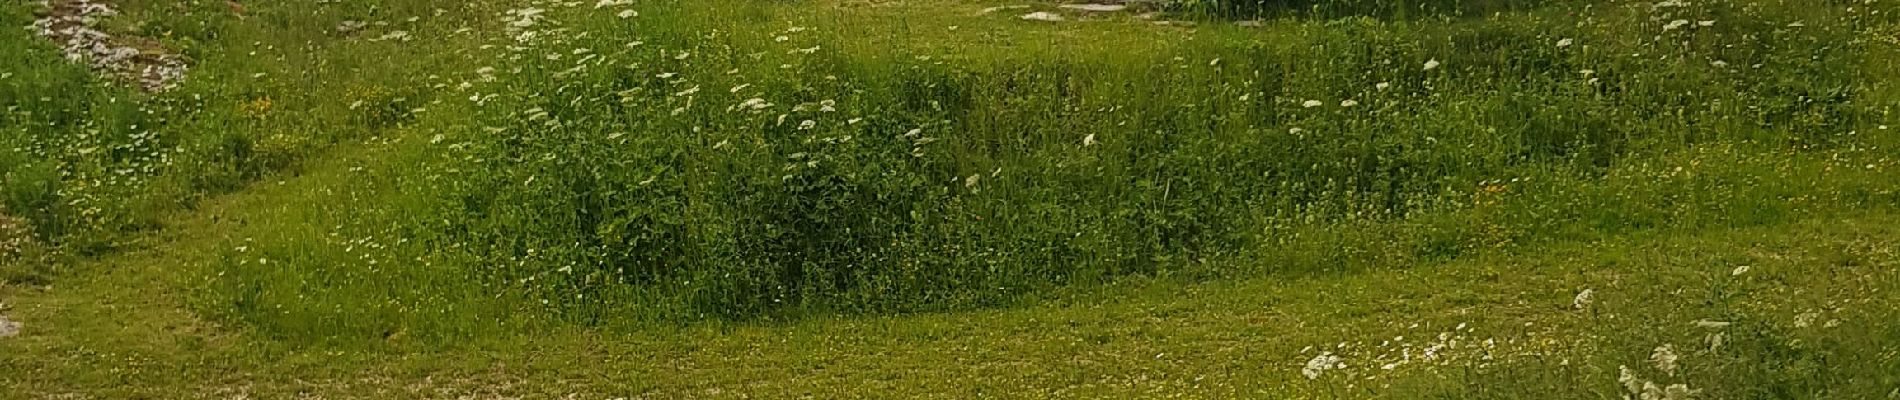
1302;100;1324;108
1339;99;1359;107
1083;134;1097;146
1664;19;1690;31
617;10;637;18
1301;353;1344;379
1423;59;1441;71
1618;366;1643;395
1663;384;1698;400
1375;82;1391;90
1556;38;1574;48
1573;288;1595;310
1794;312;1819;328
373;30;412;42
1692;320;1731;329
797;120;816;130
738;98;771;111
1730;265;1750;276
1650;345;1679;375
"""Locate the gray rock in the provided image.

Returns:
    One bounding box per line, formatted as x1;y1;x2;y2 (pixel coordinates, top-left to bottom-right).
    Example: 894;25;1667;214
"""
981;5;1031;14
30;0;187;92
0;315;19;338
1059;4;1128;12
1020;12;1066;22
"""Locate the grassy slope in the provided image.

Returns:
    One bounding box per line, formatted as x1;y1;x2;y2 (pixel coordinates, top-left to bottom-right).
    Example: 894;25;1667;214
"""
5;170;1899;398
4;0;1900;398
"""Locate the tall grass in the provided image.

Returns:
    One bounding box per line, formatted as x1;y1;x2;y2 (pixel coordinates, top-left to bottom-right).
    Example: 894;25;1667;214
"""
182;0;1900;341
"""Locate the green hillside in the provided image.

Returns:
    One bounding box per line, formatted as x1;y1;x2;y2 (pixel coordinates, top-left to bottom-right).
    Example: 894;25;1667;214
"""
3;0;1898;397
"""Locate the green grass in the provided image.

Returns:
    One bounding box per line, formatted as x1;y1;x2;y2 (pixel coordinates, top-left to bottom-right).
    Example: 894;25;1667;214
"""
6;190;1900;398
3;0;1900;397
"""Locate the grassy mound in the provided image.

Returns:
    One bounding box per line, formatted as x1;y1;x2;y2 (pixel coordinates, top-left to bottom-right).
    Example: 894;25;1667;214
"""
159;0;1900;339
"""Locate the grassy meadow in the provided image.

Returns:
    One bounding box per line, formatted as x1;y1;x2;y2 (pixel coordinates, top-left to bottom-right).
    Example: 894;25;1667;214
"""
3;0;1899;397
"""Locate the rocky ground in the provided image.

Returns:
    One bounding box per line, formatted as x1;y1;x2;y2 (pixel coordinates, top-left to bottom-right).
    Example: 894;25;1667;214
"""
29;0;187;92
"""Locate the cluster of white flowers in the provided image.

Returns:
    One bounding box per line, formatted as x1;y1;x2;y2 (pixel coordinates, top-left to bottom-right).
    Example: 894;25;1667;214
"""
1297;322;1548;385
1301;352;1344;379
504;7;547;29
1619;365;1698;400
0;210;34;259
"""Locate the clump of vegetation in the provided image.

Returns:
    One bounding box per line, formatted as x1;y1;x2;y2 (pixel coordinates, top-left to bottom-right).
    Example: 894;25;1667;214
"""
188;0;1900;337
